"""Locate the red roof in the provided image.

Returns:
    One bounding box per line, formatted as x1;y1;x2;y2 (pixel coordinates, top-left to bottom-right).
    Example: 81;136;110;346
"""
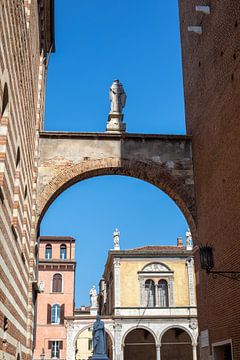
129;245;186;251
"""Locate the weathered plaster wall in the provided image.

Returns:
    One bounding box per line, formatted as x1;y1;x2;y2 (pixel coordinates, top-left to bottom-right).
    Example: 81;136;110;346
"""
120;259;190;307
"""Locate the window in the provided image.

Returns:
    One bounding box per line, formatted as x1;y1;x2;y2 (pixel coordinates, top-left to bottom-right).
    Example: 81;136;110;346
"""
1;83;9;117
145;279;155;306
47;304;64;324
88;339;93;351
158;280;169;307
51;341;61;358
51;304;60;324
52;273;62;293
45;244;52;259
60;244;66;259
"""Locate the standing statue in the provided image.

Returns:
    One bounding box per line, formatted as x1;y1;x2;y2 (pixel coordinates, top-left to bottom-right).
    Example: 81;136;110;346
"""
91;315;108;359
185;228;192;247
113;228;120;250
109;79;126;114
89;285;98;308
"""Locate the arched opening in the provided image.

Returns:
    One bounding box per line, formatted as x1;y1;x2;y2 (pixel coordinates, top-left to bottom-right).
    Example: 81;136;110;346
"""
161;327;193;360
123;328;156;360
16;147;20;168
157;279;169;307
145;279;156;307
60;244;67;259
45;243;52;259
40;175;191;306
75;327;113;360
52;273;62;293
1;83;9;117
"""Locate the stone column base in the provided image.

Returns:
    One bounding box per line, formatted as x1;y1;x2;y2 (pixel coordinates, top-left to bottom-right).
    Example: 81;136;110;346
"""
106;113;126;132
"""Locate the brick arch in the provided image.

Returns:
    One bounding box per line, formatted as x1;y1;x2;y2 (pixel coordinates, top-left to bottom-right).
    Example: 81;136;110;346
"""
37;157;196;237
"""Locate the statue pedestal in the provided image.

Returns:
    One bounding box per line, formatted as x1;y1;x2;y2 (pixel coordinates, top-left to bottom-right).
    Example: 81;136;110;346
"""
90;307;98;316
90;355;109;360
106;113;126;132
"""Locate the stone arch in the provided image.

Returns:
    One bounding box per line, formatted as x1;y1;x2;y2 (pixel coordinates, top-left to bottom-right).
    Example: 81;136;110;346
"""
122;325;158;346
142;262;172;272
73;323;114;347
123;326;157;360
159;325;196;346
37;157;196;238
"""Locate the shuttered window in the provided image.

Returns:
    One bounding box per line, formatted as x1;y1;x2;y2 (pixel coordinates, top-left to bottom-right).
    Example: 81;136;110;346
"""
52;274;62;293
51;304;60;324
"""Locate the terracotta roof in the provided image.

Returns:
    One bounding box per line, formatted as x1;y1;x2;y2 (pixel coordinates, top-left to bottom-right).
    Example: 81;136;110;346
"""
129;245;186;251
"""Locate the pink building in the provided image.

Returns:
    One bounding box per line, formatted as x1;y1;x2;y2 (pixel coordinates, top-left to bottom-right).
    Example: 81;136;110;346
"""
34;236;76;360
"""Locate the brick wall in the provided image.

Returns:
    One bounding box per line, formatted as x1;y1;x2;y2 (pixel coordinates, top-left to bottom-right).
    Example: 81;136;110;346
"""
179;1;240;358
0;1;50;360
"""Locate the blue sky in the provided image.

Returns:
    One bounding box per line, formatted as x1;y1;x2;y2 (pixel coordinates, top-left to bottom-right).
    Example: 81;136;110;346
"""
41;0;188;306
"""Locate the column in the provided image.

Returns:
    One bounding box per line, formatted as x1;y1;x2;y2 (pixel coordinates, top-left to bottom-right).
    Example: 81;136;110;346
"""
169;277;174;306
156;345;161;360
186;257;196;306
139;276;145;306
114;323;122;360
114;258;121;313
192;344;197;360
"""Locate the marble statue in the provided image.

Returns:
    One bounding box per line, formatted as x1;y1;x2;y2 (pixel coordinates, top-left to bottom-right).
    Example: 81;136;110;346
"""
113;228;120;250
109;79;126;114
186;228;192;247
89;285;98;308
38;281;45;293
92;315;108;359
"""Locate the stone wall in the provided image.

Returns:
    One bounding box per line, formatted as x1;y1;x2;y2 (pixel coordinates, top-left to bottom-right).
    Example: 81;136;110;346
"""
179;1;240;358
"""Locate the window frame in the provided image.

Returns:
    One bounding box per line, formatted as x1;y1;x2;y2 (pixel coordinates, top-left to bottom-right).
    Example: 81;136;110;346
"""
51;304;61;324
138;262;174;307
60;244;67;260
157;279;169;307
51;340;60;358
45;244;52;260
52;273;63;293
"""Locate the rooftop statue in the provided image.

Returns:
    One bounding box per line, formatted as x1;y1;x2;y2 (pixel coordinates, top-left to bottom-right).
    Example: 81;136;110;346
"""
113;228;120;250
186;228;193;248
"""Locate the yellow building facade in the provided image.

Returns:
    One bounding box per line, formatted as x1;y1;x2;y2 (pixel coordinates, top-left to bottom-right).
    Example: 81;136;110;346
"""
68;236;198;360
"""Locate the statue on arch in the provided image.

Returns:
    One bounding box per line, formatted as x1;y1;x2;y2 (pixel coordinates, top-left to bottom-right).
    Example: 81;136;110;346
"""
109;79;126;114
89;285;98;308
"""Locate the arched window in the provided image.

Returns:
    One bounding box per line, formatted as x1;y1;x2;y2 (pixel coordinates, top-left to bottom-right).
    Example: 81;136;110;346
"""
16;147;20;168
158;280;169;307
52;273;62;293
1;83;9;117
60;244;66;259
145;279;155;307
51;304;60;324
45;244;52;259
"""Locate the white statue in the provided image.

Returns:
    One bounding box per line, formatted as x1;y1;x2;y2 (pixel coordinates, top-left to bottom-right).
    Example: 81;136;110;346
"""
109;79;126;114
89;285;98;308
38;281;45;293
113;228;120;250
186;228;192;247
